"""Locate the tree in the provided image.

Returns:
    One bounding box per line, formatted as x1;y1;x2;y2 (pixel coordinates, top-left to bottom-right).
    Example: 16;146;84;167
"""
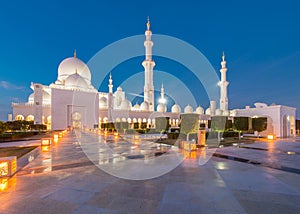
180;114;198;134
155;117;170;132
233;117;249;131
211;116;230;131
0;121;8;134
252;117;267;132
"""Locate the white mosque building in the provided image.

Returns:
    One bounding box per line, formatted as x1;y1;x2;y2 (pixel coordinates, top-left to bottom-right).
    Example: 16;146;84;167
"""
11;19;296;137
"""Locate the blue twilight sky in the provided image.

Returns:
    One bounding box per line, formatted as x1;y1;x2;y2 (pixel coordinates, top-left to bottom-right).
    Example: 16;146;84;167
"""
0;0;300;120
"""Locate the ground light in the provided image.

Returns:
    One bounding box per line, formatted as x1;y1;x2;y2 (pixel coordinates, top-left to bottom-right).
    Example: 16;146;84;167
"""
267;134;276;140
41;138;51;146
0;156;17;177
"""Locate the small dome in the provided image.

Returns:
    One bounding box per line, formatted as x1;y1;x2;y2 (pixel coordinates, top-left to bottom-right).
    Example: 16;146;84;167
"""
184;105;193;113
195;106;204;115
65;73;89;90
120;99;132;110
132;103;140;111
140;101;149;111
58;56;91;83
223;110;229;116
157;103;167;113
28;91;51;104
215;109;223;116
99;97;107;109
171;104;181;113
205;108;211;115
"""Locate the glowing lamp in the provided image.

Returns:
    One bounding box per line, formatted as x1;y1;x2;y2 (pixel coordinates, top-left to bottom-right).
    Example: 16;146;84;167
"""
267;134;276;140
58;132;63;138
53;134;59;140
0;156;17;177
41;138;51;146
183;141;197;152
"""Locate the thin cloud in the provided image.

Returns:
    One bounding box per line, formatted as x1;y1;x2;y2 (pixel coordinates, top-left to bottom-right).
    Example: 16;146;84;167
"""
0;81;26;91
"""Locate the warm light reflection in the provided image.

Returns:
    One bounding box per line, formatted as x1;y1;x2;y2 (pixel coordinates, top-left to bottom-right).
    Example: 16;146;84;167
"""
183;151;197;159
53;134;59;140
0;178;8;191
58;132;63;138
41;146;50;152
53;138;58;143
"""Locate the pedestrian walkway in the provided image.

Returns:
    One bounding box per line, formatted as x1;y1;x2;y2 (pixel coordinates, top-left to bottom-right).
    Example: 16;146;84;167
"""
1;131;300;213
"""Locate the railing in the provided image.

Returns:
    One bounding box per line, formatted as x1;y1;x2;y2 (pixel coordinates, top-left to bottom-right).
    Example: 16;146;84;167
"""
12;102;51;107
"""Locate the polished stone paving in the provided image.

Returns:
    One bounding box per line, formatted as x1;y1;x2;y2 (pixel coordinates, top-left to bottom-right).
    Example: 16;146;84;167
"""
1;132;300;213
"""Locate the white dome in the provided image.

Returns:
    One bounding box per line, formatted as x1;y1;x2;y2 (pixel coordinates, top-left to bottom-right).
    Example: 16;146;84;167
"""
184;105;193;113
65;73;89;90
195;106;204;115
223;110;229;116
28;91;51;104
215;109;223;116
140;102;149;111
132;103;140;110
157;103;167;112
205;108;211;115
120;99;132;110
99;97;107;109
171;104;181;114
57;56;91;83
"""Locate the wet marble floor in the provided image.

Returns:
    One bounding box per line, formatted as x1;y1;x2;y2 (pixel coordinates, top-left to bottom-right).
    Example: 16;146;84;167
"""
1;131;300;213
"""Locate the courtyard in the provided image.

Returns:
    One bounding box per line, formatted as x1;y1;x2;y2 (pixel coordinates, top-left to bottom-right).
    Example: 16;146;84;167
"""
1;131;300;213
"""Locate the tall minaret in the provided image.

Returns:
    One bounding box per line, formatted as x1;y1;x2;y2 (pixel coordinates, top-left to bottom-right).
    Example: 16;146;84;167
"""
108;73;113;93
159;83;165;104
142;17;155;111
219;52;229;111
107;73;114;121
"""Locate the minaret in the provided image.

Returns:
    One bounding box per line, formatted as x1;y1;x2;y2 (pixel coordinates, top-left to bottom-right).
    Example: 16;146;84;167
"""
219;52;229;111
159;83;165;104
108;73;113;93
142;17;155;111
107;73;114;121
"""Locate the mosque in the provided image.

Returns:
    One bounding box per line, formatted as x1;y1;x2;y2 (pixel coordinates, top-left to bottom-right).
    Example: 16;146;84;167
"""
11;19;296;137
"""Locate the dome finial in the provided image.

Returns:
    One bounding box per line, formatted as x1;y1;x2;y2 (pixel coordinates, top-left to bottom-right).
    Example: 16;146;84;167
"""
147;16;150;30
74;49;77;58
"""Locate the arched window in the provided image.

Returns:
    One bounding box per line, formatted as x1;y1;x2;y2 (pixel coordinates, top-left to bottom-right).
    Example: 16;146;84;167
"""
15;115;24;121
26;115;34;121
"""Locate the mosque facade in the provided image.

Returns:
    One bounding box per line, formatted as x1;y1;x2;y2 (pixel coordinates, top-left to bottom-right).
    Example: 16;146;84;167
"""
11;20;296;137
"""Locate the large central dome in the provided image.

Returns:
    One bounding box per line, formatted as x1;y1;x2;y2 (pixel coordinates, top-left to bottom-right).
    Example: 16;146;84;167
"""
57;55;91;84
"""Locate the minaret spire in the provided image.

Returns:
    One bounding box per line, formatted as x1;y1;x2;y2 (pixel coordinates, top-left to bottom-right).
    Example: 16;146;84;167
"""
74;49;77;58
218;52;229;112
159;83;165;104
142;17;155;111
147;16;150;30
108;72;113;93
